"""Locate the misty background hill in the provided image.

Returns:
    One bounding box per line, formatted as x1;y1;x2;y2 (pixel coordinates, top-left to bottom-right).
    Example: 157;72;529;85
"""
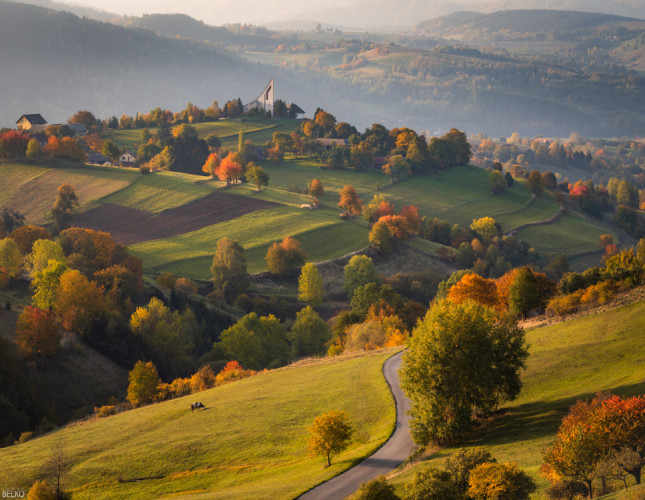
9;0;645;29
1;1;643;137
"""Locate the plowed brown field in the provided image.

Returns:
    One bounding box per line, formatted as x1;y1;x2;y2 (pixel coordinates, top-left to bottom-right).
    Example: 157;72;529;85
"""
73;192;276;244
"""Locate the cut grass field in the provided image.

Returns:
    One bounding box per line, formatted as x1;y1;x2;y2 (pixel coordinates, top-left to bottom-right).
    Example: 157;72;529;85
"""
0;349;399;500
389;298;645;498
516;211;616;257
0;163;137;223
129;205;370;278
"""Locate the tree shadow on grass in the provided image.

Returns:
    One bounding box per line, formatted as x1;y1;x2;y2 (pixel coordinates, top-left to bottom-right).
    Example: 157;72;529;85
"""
467;381;645;449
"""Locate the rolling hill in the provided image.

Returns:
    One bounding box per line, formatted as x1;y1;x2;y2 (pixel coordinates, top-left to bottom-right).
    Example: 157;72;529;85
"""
389;295;645;497
0;349;399;499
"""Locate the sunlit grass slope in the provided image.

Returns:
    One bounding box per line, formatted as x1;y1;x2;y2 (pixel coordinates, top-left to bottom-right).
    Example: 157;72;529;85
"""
390;299;645;498
129;205;369;278
0;349;399;500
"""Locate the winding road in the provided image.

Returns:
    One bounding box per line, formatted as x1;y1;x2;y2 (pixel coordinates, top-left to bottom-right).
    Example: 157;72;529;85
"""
299;351;415;500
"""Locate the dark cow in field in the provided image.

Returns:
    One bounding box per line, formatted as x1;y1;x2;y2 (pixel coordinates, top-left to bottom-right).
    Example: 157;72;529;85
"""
191;402;205;412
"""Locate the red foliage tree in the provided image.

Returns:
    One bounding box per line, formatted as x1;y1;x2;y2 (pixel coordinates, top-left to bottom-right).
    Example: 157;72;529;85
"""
400;205;421;235
15;306;62;358
9;225;52;254
0;130;30;155
215;153;242;185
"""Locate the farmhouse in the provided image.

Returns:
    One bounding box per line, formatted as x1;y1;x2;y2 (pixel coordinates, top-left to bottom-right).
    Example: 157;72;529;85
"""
243;79;275;117
16;114;47;132
119;151;137;167
69;123;88;136
288;103;306;119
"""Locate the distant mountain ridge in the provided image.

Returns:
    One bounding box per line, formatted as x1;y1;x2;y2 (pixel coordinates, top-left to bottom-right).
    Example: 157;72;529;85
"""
413;9;642;39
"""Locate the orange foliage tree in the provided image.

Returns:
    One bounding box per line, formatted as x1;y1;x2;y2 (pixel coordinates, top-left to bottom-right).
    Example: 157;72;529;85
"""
15;306;62;358
265;236;306;276
400;205;422;235
214;153;242;185
54;269;106;336
8;225;52;254
201;152;220;177
338;185;364;216
448;273;502;312
308;178;324;203
379;215;410;240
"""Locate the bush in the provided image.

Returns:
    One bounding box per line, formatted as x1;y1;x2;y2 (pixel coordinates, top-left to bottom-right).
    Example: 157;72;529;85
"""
18;431;34;443
351;475;399;499
546;291;583;316
580;280;616;306
139;165;151;174
94;405;117;418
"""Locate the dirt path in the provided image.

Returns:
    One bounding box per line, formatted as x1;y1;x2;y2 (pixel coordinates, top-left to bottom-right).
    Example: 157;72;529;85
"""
298;351;415;500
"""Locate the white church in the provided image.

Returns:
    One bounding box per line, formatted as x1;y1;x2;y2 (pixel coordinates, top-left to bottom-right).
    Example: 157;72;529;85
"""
243;79;275;117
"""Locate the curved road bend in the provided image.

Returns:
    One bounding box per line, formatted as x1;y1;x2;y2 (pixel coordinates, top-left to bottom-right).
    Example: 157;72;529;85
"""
299;350;415;500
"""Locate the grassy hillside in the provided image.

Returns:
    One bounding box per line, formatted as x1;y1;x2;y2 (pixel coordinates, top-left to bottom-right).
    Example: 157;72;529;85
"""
0;349;399;499
105;117;300;151
390;298;645;497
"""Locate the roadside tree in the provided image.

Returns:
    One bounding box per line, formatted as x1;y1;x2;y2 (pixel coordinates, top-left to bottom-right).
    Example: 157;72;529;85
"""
307;409;353;466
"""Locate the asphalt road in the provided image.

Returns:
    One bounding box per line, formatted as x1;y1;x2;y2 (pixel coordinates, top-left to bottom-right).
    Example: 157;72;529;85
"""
298;350;415;500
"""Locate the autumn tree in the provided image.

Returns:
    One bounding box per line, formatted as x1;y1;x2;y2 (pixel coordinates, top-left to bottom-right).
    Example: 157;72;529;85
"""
362;194;394;224
201;152;220;177
245;162;269;191
448;273;501;312
527;170;545;195
382;155;411;184
9;225;52;254
470;217;499;244
289;306;331;358
338;185;364;216
127;361;161;407
468;461;536;500
26;138;41;162
54;269;105;336
308;178;324;203
400;205;422;235
0;238;23;285
400;299;527;445
32;260;67;309
298;262;324;306
343;255;381;299
308;410;353;466
15;306;62;358
369;219;394;255
446;447;496;496
265;236;306;276
51;184;78;234
211;237;249;299
215;153;242;185
353;476;398;500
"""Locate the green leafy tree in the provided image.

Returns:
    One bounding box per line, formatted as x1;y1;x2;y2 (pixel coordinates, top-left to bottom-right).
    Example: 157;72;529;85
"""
400;299;527;445
211;238;249;300
237;130;246;167
307;409;353;466
508;267;542;317
218;313;290;370
406;467;460;500
51;184;78;234
490;170;506;195
352;476;399;500
298;263;324;306
245;162;269;191
289;306;331;358
343;255;381;299
101;139;120;163
527;170;545;195
350;283;402;319
382;155;410;184
126;361;161;407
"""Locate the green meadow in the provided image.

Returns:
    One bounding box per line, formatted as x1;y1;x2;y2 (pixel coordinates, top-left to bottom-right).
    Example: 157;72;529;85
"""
0;349;398;500
390;299;645;498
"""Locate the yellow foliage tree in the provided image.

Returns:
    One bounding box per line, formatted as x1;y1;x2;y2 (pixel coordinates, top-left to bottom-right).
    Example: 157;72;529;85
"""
448;273;501;312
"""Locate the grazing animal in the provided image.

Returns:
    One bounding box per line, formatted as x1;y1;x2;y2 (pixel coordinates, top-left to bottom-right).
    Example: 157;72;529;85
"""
191;402;205;412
